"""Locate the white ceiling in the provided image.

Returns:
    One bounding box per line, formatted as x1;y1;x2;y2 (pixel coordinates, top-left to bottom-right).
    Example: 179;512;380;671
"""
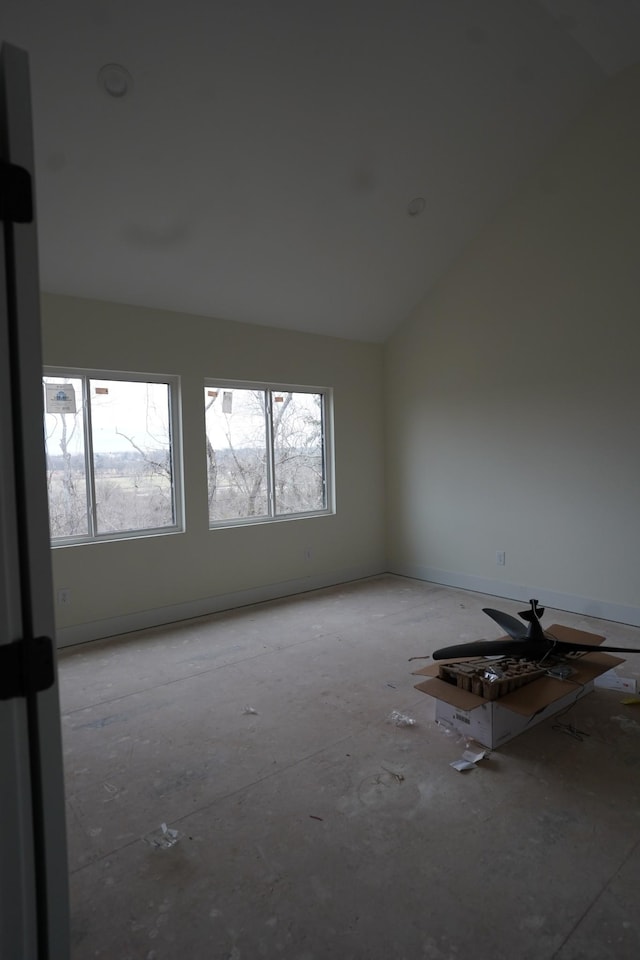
2;1;640;342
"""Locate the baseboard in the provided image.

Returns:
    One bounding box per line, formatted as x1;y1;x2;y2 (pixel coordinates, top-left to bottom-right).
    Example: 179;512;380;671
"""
390;563;640;629
55;561;640;648
55;563;385;648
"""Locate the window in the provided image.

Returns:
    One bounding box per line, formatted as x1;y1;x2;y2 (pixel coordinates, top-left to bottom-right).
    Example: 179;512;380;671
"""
43;370;182;543
204;382;333;525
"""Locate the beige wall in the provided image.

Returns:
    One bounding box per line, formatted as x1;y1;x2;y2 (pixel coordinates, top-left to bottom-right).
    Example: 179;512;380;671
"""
385;66;640;625
43;295;386;643
44;66;640;640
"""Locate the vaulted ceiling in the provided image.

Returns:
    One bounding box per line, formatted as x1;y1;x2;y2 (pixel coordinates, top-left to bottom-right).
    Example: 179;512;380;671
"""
2;1;640;341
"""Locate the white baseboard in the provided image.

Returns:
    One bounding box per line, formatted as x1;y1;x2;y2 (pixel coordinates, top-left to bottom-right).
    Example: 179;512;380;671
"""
55;560;640;648
390;563;640;629
55;564;385;648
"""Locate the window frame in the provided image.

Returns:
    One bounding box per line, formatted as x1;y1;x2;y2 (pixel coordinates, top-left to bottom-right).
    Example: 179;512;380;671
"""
204;378;335;528
43;366;184;546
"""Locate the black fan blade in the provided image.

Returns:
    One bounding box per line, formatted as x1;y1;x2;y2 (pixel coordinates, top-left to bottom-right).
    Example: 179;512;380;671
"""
432;638;538;660
550;639;640;656
483;607;528;640
432;636;640;661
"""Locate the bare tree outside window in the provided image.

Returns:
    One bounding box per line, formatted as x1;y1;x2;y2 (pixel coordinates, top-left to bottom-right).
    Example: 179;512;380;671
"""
204;384;328;524
91;379;174;534
43;376;89;537
43;373;180;542
205;388;269;521
273;392;325;515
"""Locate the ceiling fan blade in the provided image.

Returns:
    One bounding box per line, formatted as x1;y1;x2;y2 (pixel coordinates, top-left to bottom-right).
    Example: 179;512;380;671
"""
432;637;640;661
432;638;536;660
482;607;528;640
551;640;640;656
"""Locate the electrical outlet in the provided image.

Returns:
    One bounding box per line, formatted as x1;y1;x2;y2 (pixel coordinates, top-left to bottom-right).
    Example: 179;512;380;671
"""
57;588;72;606
496;551;506;566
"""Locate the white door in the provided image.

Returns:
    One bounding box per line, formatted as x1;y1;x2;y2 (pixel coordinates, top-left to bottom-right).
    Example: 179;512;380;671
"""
0;42;70;960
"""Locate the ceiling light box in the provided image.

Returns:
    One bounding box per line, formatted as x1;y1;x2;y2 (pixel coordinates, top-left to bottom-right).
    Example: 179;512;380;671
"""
412;625;625;748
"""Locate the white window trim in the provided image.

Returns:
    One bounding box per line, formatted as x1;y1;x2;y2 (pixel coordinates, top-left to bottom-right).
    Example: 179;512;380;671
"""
43;366;184;546
204;378;335;528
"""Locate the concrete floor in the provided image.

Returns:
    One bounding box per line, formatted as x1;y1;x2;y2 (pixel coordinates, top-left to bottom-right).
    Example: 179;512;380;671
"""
58;575;640;960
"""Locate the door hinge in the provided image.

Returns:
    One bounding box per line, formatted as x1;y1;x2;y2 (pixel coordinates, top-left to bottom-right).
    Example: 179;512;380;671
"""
0;636;55;700
0;159;33;223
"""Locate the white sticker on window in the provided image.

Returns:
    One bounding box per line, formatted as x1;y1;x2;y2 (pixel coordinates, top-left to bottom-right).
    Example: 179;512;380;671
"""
45;383;77;414
222;391;233;414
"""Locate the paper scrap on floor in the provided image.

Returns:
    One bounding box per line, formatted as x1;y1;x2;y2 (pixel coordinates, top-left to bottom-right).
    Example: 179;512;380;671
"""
450;747;487;772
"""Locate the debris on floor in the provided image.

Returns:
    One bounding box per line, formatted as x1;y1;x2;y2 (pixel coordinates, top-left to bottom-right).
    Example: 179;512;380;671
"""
143;822;179;849
450;748;487;772
242;706;258;715
388;710;416;727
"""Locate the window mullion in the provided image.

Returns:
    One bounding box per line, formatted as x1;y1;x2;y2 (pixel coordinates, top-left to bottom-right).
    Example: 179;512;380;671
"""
165;383;177;525
265;390;276;516
83;378;98;537
320;394;327;510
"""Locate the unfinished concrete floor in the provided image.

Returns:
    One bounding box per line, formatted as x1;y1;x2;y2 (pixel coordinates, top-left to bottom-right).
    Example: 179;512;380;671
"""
58;575;640;960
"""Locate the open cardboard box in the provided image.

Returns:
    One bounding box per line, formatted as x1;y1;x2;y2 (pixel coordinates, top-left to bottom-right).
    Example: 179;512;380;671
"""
413;624;624;749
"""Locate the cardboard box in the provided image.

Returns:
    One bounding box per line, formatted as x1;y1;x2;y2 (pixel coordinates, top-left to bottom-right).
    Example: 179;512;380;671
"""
413;624;624;749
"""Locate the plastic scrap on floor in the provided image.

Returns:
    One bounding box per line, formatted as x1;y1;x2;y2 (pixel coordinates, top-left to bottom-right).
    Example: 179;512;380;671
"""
450;758;476;772
388;710;416;727
450;748;487;773
242;706;258;715
143;822;179;849
161;823;179;844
